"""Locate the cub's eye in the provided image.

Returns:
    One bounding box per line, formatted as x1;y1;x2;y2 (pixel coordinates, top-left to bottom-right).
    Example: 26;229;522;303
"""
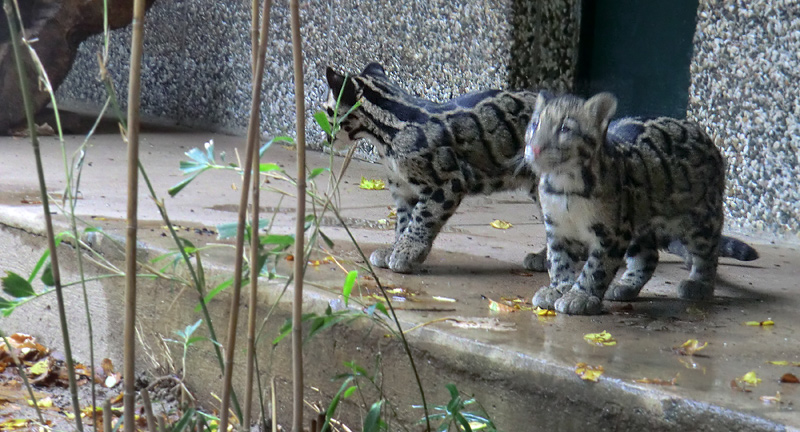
559;122;571;134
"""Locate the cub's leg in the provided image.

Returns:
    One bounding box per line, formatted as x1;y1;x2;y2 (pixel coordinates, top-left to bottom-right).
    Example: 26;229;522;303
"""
523;185;547;272
532;238;582;309
387;180;464;273
370;179;417;268
605;233;659;301
677;222;721;300
555;228;625;315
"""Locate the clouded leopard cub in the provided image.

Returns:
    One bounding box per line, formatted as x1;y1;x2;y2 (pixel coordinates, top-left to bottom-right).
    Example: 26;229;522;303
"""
324;63;546;273
524;91;758;315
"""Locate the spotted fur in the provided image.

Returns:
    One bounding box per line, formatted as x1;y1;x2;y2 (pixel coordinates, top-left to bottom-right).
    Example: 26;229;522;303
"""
524;91;756;315
324;63;546;273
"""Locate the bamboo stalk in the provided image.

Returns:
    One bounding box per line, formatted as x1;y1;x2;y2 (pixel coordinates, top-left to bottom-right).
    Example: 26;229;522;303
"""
140;388;157;432
103;399;112;432
217;0;274;429
123;0;147;431
3;2;83;431
289;0;306;430
244;0;273;427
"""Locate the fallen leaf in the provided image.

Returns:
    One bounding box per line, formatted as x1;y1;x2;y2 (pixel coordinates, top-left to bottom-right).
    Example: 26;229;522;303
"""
584;330;617;347
387;208;397;219
767;360;790;366
730;379;751;393
745;320;774;327
780;373;799;384
485;297;516;313
575;363;604;382
359;177;386;190
673;339;707;356
0;418;32;431
635;375;678;386
27;396;53;408
740;371;762;386
489;219;512;229
759;392;781;404
510;269;534;277
432;296;456;303
533;307;556;317
28;359;50;376
285;254;294;261
101;358;114;375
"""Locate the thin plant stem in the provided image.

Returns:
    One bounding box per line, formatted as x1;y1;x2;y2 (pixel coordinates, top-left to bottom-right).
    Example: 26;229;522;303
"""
217;0;274;428
123;0;147;431
289;0;306;429
3;2;84;430
244;0;273;426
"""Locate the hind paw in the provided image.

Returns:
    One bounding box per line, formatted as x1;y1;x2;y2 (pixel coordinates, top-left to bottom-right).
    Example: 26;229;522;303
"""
678;280;714;300
532;283;569;310
604;282;643;302
523;250;547;272
555;290;603;315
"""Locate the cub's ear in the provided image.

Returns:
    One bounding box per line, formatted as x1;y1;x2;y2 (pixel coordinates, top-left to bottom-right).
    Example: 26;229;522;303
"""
363;62;386;77
585;92;617;129
534;90;554;113
326;66;346;93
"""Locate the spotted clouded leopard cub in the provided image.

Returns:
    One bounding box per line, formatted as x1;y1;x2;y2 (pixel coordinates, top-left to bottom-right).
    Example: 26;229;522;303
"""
524;91;757;315
324;63;546;273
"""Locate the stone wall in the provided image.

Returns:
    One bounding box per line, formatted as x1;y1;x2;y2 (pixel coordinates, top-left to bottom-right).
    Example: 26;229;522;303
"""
688;0;800;240
57;0;580;146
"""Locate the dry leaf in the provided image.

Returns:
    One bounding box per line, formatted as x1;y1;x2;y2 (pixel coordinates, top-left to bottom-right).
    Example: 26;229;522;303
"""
584;331;617;347
730;379;751;393
780;373;799;384
448;317;516;332
490;219;512;229
575;363;604;382
759;392;781;404
359;177;386;190
767;360;790;366
26;396;53;408
745;320;774;327
485;297;516;313
673;339;707;356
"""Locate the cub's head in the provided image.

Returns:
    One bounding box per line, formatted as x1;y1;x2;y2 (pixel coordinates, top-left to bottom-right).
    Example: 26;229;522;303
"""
524;91;617;174
323;63;387;148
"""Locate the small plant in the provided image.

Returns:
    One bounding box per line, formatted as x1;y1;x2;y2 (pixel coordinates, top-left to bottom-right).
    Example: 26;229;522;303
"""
415;384;498;432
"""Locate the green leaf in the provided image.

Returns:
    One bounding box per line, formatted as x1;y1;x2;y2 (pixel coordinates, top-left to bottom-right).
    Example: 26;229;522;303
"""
342;270;357;307
308;167;328;180
194;278;235;312
343;360;369;377
363;400;384;432
259;163;282;173
321;377;353;432
259;234;295;247
27;249;51;284
314;111;332;136
319;230;335;248
168;170;205;197
260;136;293;157
204;140;215;161
184;319;203;339
170;407;196;432
2;271;35;298
343;386;357;399
41;263;54;287
216;219;269;240
454;412;472;432
184;336;205;347
0;297;16;315
178;160;207;174
185;147;210;164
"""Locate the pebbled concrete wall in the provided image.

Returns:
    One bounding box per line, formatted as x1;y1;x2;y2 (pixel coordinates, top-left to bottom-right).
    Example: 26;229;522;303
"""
57;0;580;146
688;0;800;240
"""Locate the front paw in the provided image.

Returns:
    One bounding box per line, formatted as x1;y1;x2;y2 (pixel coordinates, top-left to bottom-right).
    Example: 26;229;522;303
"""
532;285;566;310
523;250;547;272
555;290;603;315
369;247;393;268
387;241;429;274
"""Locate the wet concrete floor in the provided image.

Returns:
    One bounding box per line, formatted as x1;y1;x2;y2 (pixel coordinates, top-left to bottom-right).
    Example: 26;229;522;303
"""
1;129;799;430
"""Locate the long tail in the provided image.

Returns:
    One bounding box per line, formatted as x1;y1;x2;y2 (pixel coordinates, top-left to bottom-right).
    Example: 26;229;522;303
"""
667;236;759;261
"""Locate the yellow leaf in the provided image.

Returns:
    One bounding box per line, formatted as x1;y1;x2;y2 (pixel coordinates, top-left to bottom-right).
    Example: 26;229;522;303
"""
767;360;790;366
745;320;774;327
533;307;556;317
0;419;31;431
674;339;707;356
740;371;761;386
575;363;604;382
28;359;49;376
359;177;386;190
584;330;617;347
26;396;53;408
490;219;512;229
634;376;678;386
